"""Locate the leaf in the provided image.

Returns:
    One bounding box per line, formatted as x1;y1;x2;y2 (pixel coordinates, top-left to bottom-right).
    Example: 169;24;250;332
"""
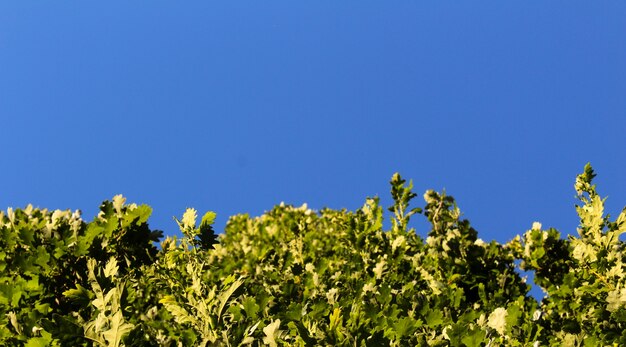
63;283;92;302
247;320;261;336
33;248;50;275
242;296;260;319
160;296;195;325
102;311;134;347
104;287;121;313
18;227;35;247
217;277;243;320
127;204;152;225
182;208;197;231
201;211;217;227
425;310;443;327
461;329;486;347
87;258;105;310
606;287;626;312
7;311;22;335
84;320;107;346
25;337;52;347
112;194;126;215
103;257;119;279
262;319;281;347
329;307;342;330
0;283;22;306
362;197;383;231
198;211;218;250
505;304;522;332
393;317;417;338
487;307;508;335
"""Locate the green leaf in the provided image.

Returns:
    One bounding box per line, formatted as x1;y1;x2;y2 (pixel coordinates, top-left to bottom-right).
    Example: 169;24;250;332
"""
160;295;195;325
101;311;134;347
18;227;35;247
201;211;217;227
103;257;119;279
425;310;444;327
198;211;218;250
0;283;22;306
34;246;51;270
7;311;22;335
124;204;152;225
63;284;92;304
505;303;522;332
393;317;417;338
25;337;52;347
461;328;486;347
217;277;243;320
329;307;342;330
242;296;260;319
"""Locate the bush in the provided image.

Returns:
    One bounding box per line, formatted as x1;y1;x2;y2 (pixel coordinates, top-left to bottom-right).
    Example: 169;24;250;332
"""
1;164;625;346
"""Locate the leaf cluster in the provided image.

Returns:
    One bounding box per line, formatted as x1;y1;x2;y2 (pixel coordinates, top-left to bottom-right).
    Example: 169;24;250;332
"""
1;165;626;346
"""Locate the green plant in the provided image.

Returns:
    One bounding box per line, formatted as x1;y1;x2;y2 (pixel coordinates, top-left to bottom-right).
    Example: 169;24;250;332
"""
1;164;625;346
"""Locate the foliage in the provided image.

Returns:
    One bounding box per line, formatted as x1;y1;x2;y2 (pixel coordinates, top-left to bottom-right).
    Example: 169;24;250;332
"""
1;164;625;345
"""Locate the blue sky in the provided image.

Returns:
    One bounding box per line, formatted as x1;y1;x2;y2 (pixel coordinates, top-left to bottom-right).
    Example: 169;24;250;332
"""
1;2;625;248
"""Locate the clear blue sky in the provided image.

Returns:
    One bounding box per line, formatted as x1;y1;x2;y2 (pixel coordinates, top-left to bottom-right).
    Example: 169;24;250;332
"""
1;2;625;246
